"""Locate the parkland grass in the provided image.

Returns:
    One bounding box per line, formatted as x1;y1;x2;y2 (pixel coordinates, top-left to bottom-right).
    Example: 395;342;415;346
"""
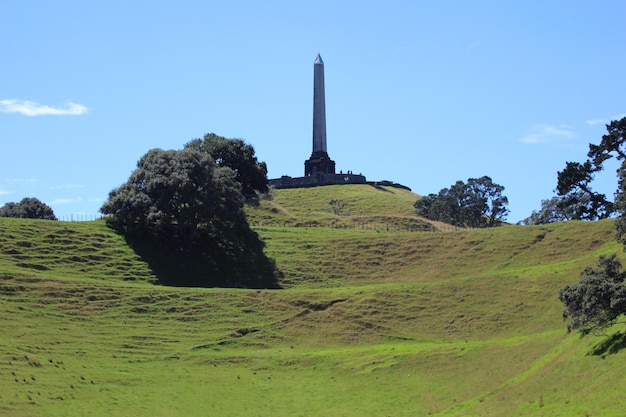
1;185;625;416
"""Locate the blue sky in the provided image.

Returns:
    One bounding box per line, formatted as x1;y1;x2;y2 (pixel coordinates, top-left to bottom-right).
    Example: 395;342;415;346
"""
1;1;625;223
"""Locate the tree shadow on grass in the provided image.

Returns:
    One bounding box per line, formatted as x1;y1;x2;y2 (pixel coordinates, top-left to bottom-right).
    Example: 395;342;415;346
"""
589;330;626;357
123;228;281;289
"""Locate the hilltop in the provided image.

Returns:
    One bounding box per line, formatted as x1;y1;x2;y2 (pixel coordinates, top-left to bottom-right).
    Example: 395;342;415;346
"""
1;184;625;416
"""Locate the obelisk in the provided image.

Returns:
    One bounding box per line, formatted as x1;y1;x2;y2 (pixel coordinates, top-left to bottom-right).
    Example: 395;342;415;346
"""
305;54;336;176
312;53;327;154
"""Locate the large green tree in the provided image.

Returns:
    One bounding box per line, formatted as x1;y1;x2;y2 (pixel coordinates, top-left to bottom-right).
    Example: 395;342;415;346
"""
0;197;57;220
555;118;626;221
559;255;626;334
556;161;613;220
560;118;626;334
101;148;243;243
101;147;277;288
521;192;596;225
414;176;508;228
185;133;268;196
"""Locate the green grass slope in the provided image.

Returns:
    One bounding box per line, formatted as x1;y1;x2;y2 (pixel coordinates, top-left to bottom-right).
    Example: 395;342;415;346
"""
247;184;439;231
1;185;625;416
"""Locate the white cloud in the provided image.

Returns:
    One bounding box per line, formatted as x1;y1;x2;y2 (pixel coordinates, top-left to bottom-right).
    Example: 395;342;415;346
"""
49;184;85;190
6;178;39;186
0;189;11;196
586;114;626;126
520;124;575;145
51;198;81;205
586;118;606;126
0;99;88;116
466;42;480;55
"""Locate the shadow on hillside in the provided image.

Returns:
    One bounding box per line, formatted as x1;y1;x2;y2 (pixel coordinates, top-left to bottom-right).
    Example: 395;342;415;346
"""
589;330;626;357
123;228;281;289
368;184;394;193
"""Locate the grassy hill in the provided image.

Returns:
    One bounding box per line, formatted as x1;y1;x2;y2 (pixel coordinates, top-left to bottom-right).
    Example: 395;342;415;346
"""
1;184;625;416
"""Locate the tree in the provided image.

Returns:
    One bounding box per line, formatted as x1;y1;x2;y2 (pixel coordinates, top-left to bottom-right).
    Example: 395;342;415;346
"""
414;176;508;228
559;118;626;334
101;148;243;242
185;133;268;196
328;199;347;215
100;147;277;288
521;193;596;225
556;161;613;220
0;197;57;220
555;117;626;221
559;255;626;334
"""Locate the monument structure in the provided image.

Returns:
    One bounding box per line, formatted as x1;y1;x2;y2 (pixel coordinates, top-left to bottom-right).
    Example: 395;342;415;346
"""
304;54;336;176
269;55;409;190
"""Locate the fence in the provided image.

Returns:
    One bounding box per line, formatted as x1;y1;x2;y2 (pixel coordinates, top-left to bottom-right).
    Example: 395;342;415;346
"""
251;221;464;233
58;214;103;222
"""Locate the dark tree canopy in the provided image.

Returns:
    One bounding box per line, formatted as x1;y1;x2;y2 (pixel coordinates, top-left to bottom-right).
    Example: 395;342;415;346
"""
555;117;626;221
588;118;626;167
101;148;243;242
0;197;57;220
556;161;613;221
522;192;604;225
559;118;626;335
414;176;509;228
185;133;268;196
100;147;277;288
559;255;626;335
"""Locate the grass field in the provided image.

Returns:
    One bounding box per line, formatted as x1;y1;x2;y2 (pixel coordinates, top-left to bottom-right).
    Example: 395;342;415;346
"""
1;185;625;416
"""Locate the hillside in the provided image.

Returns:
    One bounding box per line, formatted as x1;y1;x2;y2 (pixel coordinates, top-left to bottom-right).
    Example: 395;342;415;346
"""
246;184;440;231
1;185;625;416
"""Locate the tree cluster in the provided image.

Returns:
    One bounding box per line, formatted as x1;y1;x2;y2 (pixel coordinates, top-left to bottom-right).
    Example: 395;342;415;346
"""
560;255;626;334
522;192;601;225
100;135;277;288
185;133;268;196
0;197;57;220
559;118;626;334
414;176;509;228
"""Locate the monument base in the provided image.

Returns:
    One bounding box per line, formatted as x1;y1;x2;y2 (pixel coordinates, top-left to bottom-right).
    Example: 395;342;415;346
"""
304;152;336;176
270;173;366;189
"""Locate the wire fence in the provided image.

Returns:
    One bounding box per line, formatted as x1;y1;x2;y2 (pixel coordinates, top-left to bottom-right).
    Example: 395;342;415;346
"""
58;214;103;222
58;215;464;232
250;221;464;233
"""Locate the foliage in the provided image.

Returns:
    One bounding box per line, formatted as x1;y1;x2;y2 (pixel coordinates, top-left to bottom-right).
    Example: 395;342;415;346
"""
413;176;508;228
0;197;57;220
185;133;268;196
521;193;597;225
559;254;626;334
100;147;277;288
560;118;626;334
556;161;613;220
328;198;347;215
101;148;243;241
555;117;626;221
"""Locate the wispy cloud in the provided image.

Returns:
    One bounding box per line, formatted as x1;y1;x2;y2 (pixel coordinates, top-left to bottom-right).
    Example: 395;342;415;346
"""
586;118;607;126
51;198;81;205
0;188;11;196
520;124;576;145
49;184;85;190
466;42;480;55
586;114;626;126
0;99;88;116
6;178;39;186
